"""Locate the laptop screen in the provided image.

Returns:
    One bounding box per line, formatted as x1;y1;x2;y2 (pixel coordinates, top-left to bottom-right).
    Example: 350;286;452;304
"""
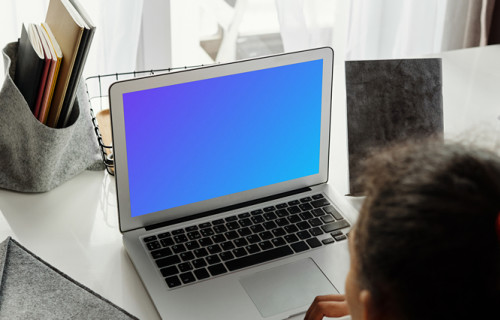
122;59;324;218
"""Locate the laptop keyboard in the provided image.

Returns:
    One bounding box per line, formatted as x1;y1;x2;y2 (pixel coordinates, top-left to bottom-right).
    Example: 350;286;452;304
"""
142;193;350;289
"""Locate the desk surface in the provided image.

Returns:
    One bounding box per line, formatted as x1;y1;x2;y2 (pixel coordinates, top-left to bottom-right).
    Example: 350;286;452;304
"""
1;45;499;319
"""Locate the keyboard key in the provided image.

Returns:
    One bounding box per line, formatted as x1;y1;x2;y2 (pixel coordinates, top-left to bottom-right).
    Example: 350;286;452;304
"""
165;276;182;288
151;248;173;259
297;230;311;240
311;198;330;208
272;227;286;237
251;215;265;224
323;205;344;220
186;225;198;232
263;206;275;212
312;208;326;217
299;211;313;220
233;238;248;247
225;246;294;271
321;220;350;233
194;248;209;258
288;206;301;214
300;197;312;203
263;212;277;221
246;234;261;244
284;234;299;243
194;268;210;280
310;227;324;236
251;209;263;215
309;218;323;227
199;237;214;247
207;244;222;254
246;244;260;254
200;228;214;237
161;266;180;278
276;203;288;209
239;218;253;227
288;200;300;206
146;241;161;251
185;241;200;251
225;231;239;240
172;229;184;235
180;251;195;261
199;222;212;229
226;221;240;230
178;262;193;272
225;216;238;222
276;209;289;217
322;238;335;245
172;244;186;253
156;255;181;268
192;258;207;268
250;224;265;233
187;231;201;240
291;241;309;253
296;221;311;230
238;227;252;237
160;238;174;247
271;237;286;247
258;241;273;251
211;234;226;243
206;254;221;265
233;248;248;257
312;194;324;200
221;241;236;251
259;231;273;240
276;218;289;226
212;219;225;225
288;214;301;224
330;230;343;237
208;263;228;276
307;238;322;248
321;215;335;223
144;236;157;243
334;235;347;241
213;225;228;234
263;221;277;230
284;224;299;234
220;251;235;261
158;232;171;239
299;203;313;211
238;212;250;219
180;272;196;284
174;234;188;243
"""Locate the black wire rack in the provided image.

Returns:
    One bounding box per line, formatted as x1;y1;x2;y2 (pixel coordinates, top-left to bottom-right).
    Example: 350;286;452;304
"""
85;64;218;175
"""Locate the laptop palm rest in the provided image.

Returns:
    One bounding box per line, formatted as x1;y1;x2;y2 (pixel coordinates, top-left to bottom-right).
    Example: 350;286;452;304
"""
239;258;338;318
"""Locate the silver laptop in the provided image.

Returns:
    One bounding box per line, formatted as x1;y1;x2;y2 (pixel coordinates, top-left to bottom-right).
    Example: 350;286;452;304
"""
109;47;352;320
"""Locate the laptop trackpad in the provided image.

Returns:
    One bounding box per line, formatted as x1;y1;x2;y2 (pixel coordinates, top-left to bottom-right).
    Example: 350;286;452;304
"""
239;258;338;318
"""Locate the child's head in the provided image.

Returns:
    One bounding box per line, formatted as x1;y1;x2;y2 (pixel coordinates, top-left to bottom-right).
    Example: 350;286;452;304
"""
346;141;500;320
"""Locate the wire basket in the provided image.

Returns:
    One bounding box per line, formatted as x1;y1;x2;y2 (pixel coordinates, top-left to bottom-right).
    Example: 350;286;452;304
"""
85;65;217;175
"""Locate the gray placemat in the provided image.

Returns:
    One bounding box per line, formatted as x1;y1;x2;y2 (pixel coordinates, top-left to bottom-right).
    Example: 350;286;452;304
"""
0;42;104;193
0;237;138;320
346;58;444;195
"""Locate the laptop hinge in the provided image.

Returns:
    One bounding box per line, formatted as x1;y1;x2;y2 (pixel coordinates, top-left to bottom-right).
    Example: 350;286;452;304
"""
145;187;312;231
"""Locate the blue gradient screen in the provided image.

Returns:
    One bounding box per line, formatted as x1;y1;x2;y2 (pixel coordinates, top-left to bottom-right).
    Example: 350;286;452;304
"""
123;59;324;217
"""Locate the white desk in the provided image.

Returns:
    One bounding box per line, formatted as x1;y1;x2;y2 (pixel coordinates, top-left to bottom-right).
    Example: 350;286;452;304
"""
1;45;499;319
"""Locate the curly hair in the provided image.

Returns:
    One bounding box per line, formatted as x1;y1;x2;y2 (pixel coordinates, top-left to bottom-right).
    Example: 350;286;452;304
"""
354;140;500;319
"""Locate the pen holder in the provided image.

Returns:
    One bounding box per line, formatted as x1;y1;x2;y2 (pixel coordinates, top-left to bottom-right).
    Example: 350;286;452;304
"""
0;42;105;193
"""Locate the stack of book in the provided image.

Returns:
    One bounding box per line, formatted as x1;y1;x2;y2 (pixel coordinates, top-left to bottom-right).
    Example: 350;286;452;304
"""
14;0;95;128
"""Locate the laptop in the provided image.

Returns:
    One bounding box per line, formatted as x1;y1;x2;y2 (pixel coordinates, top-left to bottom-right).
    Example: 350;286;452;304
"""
109;47;353;320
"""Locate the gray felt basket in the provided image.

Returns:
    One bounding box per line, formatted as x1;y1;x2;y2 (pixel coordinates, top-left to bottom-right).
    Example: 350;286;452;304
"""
0;42;105;193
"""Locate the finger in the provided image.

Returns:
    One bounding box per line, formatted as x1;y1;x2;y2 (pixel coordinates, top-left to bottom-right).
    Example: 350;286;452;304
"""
305;301;349;320
304;295;347;320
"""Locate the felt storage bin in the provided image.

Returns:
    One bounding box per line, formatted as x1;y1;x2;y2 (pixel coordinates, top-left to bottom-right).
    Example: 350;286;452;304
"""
0;42;104;193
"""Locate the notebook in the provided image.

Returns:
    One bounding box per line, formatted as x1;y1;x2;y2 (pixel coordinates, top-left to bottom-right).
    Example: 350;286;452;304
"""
109;47;353;320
